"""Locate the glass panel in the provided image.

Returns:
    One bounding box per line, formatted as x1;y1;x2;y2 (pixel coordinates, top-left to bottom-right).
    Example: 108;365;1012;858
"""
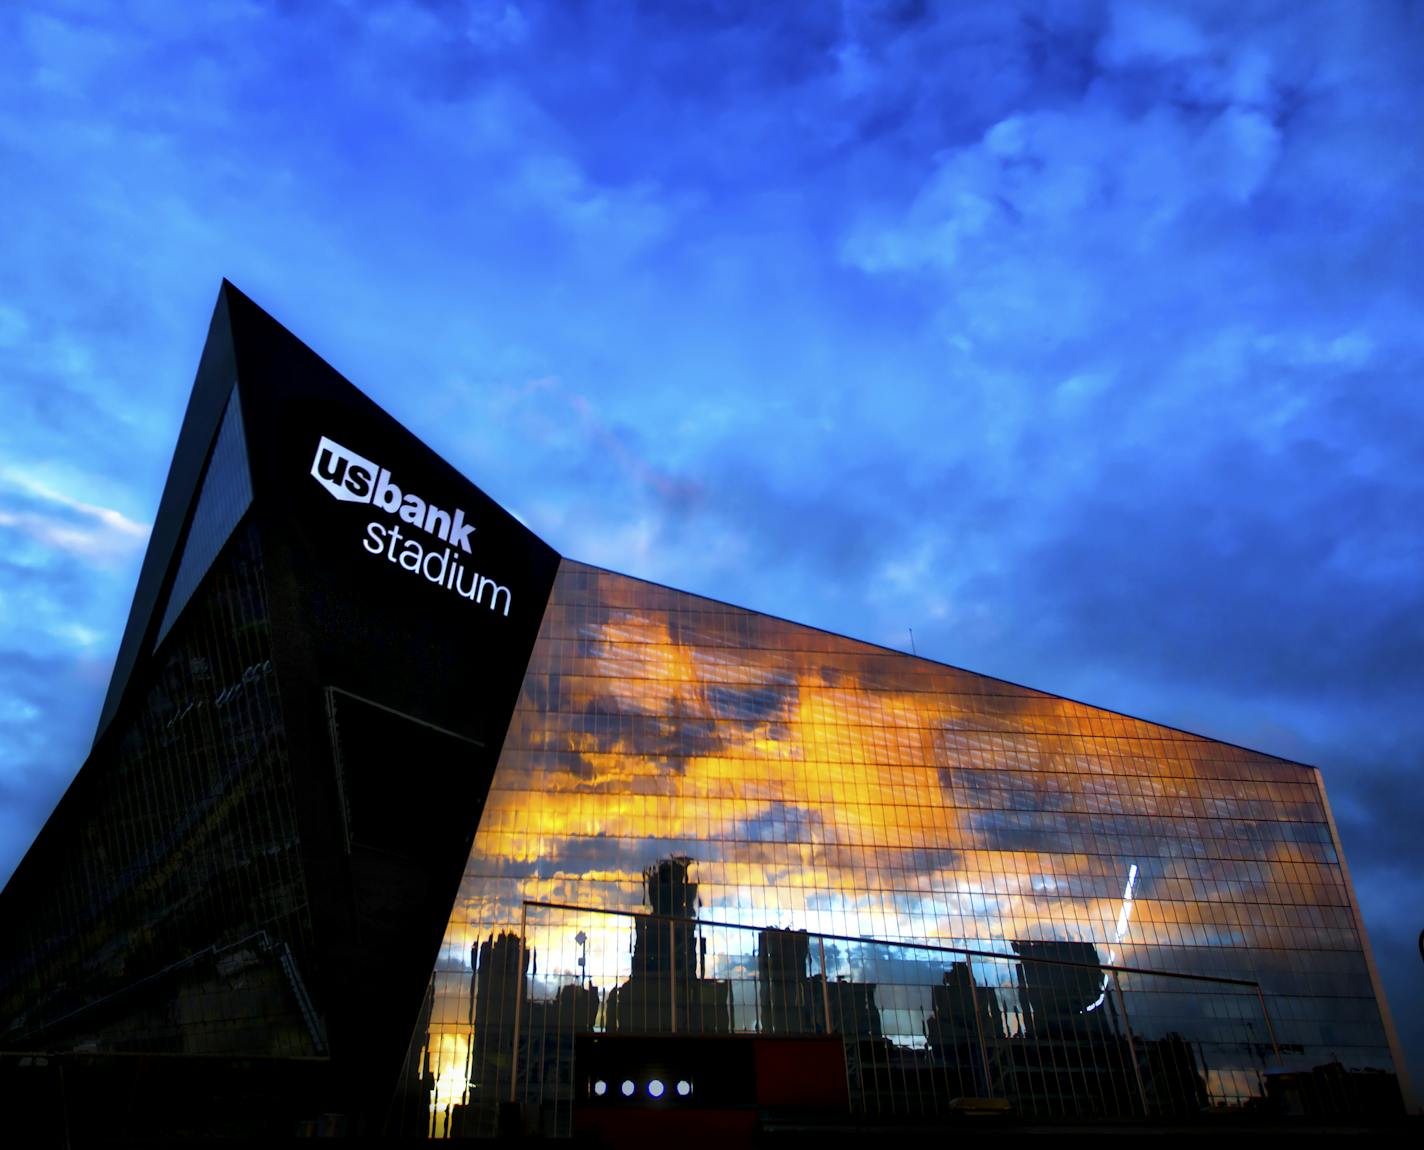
404;559;1399;1137
154;385;254;647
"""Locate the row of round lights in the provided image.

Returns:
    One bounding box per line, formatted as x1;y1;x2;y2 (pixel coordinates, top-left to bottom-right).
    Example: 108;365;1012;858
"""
592;1078;693;1099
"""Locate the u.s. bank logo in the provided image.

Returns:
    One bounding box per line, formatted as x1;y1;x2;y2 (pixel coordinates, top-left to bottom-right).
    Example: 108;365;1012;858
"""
311;435;475;551
310;436;379;503
310;435;512;615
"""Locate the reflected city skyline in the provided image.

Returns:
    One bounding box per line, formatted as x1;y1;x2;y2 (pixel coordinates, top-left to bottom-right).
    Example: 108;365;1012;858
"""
429;863;1273;1132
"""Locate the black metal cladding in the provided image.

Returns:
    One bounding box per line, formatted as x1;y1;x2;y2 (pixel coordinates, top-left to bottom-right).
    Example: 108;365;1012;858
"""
221;283;560;1115
0;522;312;1057
0;282;561;1131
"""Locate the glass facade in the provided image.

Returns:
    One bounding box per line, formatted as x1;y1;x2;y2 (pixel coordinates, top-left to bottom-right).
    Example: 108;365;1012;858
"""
415;559;1397;1135
0;521;321;1058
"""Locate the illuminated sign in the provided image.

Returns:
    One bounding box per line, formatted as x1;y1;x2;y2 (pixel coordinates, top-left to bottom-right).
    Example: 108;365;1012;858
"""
310;435;513;615
311;436;476;549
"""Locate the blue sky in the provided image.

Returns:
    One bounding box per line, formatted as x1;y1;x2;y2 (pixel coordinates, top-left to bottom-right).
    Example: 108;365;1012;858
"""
1;0;1421;1089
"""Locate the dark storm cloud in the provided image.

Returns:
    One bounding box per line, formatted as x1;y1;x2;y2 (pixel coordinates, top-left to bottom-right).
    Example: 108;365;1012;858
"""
995;424;1424;703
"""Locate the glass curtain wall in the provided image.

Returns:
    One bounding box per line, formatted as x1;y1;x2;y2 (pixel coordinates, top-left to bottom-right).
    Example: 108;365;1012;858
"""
413;559;1394;1135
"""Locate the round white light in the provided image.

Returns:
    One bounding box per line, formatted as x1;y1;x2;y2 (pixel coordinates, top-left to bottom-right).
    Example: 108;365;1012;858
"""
593;1080;607;1096
676;1079;692;1097
621;1079;635;1097
648;1079;665;1098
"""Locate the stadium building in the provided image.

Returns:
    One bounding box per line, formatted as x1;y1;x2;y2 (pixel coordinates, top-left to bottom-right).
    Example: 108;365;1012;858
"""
0;283;1408;1141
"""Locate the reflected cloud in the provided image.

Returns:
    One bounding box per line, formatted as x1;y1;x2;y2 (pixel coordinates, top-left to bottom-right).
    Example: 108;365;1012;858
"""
416;560;1398;1130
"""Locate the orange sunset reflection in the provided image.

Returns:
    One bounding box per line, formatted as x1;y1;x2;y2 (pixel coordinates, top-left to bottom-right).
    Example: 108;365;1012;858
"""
416;561;1365;1123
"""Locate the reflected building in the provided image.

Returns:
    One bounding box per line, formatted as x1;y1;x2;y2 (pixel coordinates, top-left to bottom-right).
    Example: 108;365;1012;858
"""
925;961;1005;1097
1012;939;1109;1034
1004;940;1136;1117
458;932;598;1138
0;284;1410;1140
1142;1032;1210;1115
466;932;525;1110
756;927;883;1041
758;928;817;1034
605;857;730;1036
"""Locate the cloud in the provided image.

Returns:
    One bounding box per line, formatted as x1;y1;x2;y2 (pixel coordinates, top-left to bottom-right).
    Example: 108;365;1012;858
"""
0;303;28;347
1097;2;1210;70
0;468;148;564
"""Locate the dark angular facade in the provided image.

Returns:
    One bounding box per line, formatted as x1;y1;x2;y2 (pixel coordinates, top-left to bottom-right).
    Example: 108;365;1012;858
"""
0;285;1409;1140
0;284;559;1136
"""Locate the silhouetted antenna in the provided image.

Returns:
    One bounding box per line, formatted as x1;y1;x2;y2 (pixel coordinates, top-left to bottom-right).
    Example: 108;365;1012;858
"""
908;628;917;656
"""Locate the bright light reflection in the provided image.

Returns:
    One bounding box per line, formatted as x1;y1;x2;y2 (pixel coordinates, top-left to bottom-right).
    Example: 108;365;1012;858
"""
1085;862;1139;1013
427;1032;469;1114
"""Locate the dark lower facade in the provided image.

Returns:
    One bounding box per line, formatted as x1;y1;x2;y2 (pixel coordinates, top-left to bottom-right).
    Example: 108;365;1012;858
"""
0;284;1410;1141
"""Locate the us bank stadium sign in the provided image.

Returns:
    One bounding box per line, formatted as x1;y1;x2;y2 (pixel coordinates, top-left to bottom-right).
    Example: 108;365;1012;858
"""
310;435;513;616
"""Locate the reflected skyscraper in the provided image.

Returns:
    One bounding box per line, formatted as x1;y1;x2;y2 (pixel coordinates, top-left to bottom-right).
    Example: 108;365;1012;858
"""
461;932;598;1136
925;961;1005;1097
1012;939;1111;1037
605;857;730;1036
758;928;815;1034
1004;940;1136;1116
467;932;525;1108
